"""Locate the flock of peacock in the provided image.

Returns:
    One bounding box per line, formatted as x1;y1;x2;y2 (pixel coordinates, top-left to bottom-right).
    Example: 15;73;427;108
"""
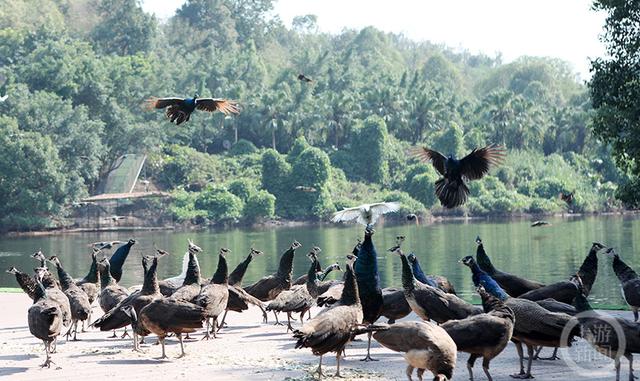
5;94;635;379
8;217;640;381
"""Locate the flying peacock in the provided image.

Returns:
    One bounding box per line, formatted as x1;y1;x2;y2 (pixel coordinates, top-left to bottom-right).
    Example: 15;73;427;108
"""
144;94;240;125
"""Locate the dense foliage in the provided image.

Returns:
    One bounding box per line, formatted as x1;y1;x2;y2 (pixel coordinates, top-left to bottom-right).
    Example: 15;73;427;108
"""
589;0;640;206
0;0;624;230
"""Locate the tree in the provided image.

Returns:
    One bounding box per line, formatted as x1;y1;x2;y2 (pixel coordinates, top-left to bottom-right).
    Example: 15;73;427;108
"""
244;190;276;222
350;116;389;184
91;0;156;55
195;186;243;222
590;0;640;206
0;117;67;230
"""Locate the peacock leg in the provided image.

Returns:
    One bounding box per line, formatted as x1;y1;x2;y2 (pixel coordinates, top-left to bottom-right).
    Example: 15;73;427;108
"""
482;357;493;381
627;354;637;381
416;369;424;381
537;347;560;361
50;337;57;353
313;355;324;379
158;336;167;359
510;341;526;378
202;319;212;340
212;318;218;339
40;341;52;368
217;309;229;332
121;327;130;339
405;364;414;381
615;357;621;381
177;333;186;358
110;330;117;338
63;320;75;341
307;310;312;320
360;331;378;361
273;311;283;325
334;351;343;377
300;311;305;325
467;353;478;380
72;321;79;341
286;312;293;332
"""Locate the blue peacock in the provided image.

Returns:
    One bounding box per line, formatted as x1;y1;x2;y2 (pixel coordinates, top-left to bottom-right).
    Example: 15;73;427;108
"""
145;94;239;125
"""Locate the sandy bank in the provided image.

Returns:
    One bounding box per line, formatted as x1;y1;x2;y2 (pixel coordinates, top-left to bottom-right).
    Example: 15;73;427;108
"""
0;293;632;380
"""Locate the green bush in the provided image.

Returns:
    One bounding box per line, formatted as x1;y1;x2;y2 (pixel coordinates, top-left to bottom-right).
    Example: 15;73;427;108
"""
244;190;276;222
350;116;389;184
228;179;255;201
261;149;291;198
168;189;207;222
151;145;218;189
195;187;243;222
287;136;311;163
407;172;438;208
229;139;257;156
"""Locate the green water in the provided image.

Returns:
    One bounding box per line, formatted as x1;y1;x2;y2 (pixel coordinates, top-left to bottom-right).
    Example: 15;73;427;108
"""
1;215;638;309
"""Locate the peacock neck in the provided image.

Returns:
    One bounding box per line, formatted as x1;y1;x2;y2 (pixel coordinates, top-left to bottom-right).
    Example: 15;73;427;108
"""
183;250;201;285
276;247;296;280
99;263;115;289
109;242;133;272
305;258;320;297
84;255;99;283
612;255;638;283
577;248;598;294
211;254;228;285
400;255;416;293
33;279;47;301
476;244;496;274
319;265;336;281
410;256;437;287
54;262;75;291
228;253;252;286
141;258;159;295
339;263;360;306
482;294;515;322
354;233;380;286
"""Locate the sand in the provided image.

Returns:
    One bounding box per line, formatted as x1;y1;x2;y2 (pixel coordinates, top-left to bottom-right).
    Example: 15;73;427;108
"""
0;292;632;381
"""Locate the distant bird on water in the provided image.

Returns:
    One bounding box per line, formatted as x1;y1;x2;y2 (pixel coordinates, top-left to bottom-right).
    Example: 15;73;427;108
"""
144;94;240;125
297;74;313;82
331;202;401;227
411;144;505;208
531;220;550;227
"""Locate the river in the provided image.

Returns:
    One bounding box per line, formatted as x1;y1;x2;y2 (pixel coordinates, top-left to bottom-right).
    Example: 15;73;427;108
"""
1;214;638;309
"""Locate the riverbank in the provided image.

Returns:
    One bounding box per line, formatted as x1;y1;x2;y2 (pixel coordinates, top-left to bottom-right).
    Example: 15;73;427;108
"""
1;293;635;381
4;210;636;237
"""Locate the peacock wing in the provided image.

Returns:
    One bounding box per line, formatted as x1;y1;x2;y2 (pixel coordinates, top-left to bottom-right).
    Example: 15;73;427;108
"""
144;97;184;110
195;98;240;115
410;147;446;176
459;144;506;180
368;202;401;225
373;320;446;353
331;205;364;223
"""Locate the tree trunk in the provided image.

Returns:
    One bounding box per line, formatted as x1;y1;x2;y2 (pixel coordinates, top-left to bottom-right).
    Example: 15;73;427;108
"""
272;129;276;150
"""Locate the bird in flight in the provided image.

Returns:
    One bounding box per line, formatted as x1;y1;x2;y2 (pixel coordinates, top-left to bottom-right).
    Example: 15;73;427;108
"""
559;191;574;206
331;202;401;227
144;94;239;125
297;74;313;83
411;144;505;209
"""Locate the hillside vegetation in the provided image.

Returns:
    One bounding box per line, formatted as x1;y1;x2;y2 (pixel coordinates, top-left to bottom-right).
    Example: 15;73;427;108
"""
0;0;626;230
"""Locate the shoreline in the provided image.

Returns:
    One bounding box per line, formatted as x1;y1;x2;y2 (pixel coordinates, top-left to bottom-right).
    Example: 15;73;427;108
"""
3;210;636;238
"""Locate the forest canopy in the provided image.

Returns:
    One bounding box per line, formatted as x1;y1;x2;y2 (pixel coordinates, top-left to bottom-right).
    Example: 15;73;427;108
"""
0;0;626;230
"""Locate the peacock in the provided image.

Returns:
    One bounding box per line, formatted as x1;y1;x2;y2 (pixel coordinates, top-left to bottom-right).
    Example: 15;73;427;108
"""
411;144;505;208
108;239;136;283
354;226;385;361
331;202;401;227
145;94;240;125
460;255;580;379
